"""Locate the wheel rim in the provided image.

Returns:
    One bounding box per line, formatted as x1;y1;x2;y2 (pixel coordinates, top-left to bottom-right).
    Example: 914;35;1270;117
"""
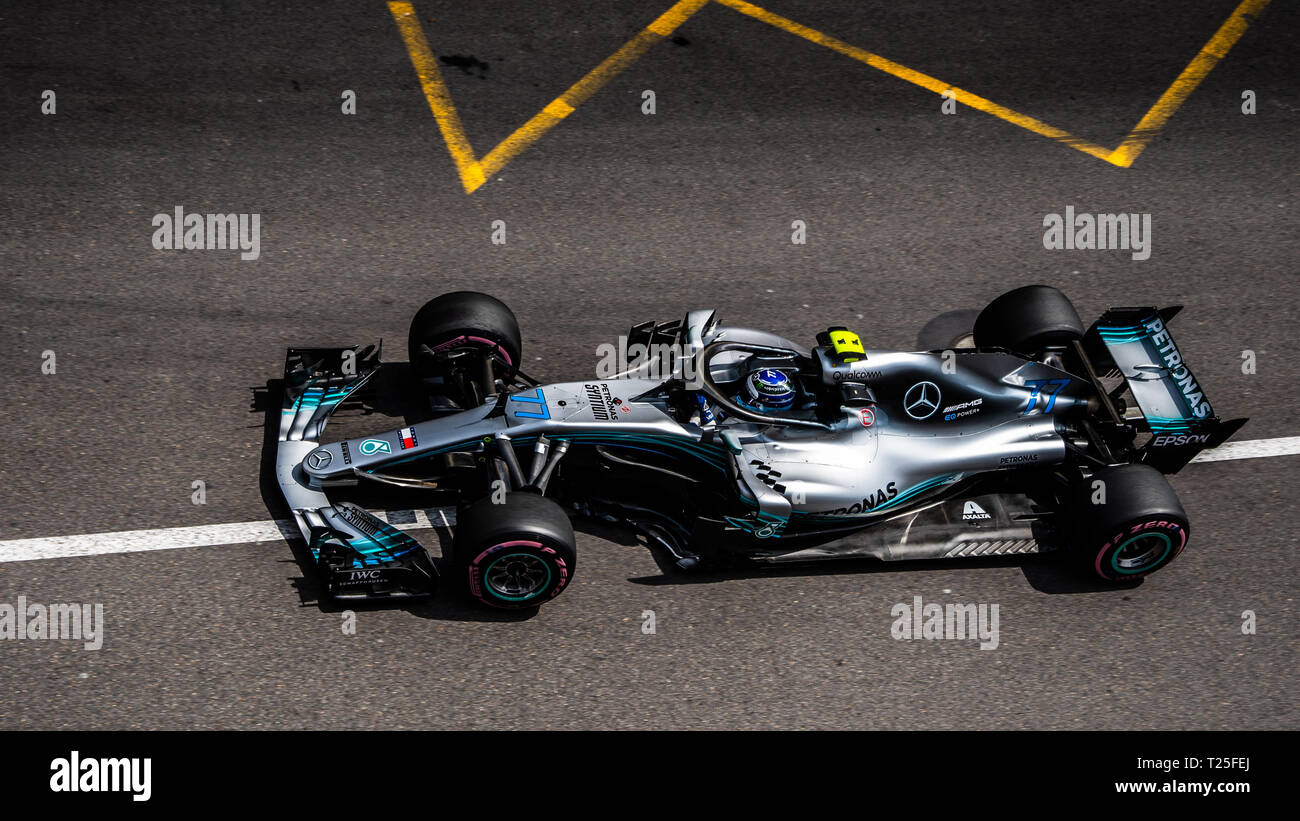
1111;532;1172;573
424;341;514;406
484;552;552;601
423;333;513;366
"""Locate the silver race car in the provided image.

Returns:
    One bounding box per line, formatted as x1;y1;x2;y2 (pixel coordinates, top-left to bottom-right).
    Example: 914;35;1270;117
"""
274;286;1245;608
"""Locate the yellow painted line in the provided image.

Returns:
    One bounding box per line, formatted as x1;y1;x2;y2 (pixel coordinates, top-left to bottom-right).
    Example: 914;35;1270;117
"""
716;0;1118;161
1108;0;1273;167
720;0;1270;166
392;0;1271;190
479;0;711;181
390;0;709;191
479;28;668;178
387;2;485;191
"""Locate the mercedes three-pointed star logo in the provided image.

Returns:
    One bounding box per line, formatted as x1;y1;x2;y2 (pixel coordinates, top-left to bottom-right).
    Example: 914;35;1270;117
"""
903;381;941;420
307;450;332;470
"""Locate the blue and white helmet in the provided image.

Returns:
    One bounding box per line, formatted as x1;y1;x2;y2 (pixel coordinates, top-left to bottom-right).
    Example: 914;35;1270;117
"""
740;368;795;411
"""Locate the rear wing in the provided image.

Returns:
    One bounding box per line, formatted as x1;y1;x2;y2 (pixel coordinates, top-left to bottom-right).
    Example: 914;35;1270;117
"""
1084;306;1246;472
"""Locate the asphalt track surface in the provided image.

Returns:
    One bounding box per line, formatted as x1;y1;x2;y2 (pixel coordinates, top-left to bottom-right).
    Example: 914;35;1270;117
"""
0;0;1296;730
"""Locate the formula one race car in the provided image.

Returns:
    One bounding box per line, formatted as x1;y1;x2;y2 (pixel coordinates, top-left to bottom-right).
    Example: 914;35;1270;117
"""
274;286;1245;608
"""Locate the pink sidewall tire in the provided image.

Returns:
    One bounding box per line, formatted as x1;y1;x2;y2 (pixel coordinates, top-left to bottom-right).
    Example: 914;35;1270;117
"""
454;492;577;609
1069;463;1190;583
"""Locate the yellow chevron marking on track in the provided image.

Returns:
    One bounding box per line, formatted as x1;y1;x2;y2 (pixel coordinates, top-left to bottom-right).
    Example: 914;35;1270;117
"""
388;0;1273;192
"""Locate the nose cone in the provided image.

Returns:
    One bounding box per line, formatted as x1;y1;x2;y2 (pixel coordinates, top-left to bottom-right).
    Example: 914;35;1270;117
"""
303;444;343;476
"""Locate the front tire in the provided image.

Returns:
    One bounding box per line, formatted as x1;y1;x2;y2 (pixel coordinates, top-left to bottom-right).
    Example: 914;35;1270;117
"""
408;291;522;407
1069;464;1190;582
453;493;577;609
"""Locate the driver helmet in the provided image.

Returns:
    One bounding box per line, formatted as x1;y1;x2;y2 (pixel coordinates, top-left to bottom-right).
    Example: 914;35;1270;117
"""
739;368;795;411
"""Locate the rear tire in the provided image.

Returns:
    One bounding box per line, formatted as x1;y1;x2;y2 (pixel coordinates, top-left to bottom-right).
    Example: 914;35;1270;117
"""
973;285;1083;357
453;493;577;609
1068;464;1190;582
916;309;980;350
408;292;522;406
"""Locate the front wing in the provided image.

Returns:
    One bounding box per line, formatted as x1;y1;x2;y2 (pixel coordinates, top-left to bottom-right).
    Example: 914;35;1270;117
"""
276;345;438;600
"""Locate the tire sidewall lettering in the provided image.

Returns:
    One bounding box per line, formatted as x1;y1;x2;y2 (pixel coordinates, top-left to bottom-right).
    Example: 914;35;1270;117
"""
1094;520;1187;579
467;540;569;605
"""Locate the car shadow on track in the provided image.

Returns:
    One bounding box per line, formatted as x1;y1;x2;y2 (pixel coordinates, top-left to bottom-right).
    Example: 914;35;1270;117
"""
626;537;1144;596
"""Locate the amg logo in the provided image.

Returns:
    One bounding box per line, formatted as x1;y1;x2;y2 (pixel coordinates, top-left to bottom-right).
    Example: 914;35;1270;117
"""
943;396;983;422
1144;317;1212;419
1000;454;1039;465
584;383;619;420
1152;433;1211;447
823;481;898;515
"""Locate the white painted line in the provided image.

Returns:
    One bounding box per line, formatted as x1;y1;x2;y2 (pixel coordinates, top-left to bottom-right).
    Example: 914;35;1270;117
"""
0;508;456;564
0;436;1294;564
371;507;456;529
0;520;296;564
1189;435;1300;463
